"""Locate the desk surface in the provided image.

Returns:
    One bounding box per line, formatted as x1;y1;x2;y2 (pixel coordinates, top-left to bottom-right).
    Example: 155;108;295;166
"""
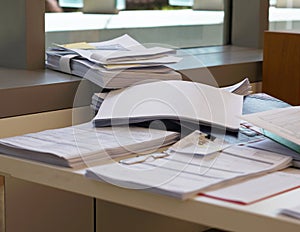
0;94;299;231
0;153;299;232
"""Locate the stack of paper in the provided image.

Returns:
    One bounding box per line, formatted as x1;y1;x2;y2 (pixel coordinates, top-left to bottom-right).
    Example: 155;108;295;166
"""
90;92;109;115
46;34;182;89
85;143;292;200
92;80;244;132
221;78;252;96
0;122;179;169
90;79;249;118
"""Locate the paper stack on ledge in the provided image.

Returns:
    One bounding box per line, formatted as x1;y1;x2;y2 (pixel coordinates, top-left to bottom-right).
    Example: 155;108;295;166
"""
46;34;182;89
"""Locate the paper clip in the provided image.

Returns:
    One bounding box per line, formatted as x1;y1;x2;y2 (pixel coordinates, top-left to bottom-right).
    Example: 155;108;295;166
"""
119;152;169;165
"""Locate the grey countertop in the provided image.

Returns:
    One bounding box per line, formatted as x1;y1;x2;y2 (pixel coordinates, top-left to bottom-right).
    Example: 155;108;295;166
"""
0;46;262;118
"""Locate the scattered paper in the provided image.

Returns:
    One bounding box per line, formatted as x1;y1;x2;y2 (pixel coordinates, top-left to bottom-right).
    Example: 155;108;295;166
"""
86;144;292;200
201;168;300;204
241;106;300;146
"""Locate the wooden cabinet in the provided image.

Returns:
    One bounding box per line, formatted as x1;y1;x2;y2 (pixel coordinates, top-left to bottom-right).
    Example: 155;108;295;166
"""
262;31;300;105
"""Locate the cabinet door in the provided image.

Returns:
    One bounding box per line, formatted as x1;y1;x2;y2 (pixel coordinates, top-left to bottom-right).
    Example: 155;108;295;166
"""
96;199;208;232
5;176;94;232
263;31;300;105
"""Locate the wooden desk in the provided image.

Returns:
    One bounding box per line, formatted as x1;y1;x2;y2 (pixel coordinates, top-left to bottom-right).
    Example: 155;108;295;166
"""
0;108;300;232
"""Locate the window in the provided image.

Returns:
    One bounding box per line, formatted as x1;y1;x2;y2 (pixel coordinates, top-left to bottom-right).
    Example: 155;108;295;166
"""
45;0;226;49
269;0;300;31
0;0;266;70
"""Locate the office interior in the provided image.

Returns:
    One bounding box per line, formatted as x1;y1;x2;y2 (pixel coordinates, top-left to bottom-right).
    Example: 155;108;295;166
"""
0;0;300;231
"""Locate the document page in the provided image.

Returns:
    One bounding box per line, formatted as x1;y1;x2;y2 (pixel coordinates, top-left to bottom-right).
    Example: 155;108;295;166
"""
90;46;176;63
59;34;143;62
241;106;300;146
58;34;180;65
280;202;300;219
85;144;292;200
247;137;300;167
221;78;252;96
201;168;300;204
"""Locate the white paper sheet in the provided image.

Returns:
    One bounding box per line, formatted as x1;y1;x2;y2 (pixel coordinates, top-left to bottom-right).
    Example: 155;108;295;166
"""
85;144;292;200
241;106;300;146
221;78;252;96
165;130;232;156
201;168;300;204
280;203;300;219
61;34;181;65
93;80;243;131
247;137;300;167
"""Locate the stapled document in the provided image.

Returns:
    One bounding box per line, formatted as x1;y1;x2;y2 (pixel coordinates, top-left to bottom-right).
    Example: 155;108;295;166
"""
165;130;231;156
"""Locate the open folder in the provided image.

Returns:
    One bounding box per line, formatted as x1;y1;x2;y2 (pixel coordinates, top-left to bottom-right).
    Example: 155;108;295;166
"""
92;80;244;132
241;106;300;151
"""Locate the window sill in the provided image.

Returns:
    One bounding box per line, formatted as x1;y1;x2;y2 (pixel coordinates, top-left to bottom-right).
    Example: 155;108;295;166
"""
0;45;262;118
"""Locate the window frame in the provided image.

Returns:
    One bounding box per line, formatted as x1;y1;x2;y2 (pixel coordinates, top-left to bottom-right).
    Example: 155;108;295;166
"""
0;0;268;70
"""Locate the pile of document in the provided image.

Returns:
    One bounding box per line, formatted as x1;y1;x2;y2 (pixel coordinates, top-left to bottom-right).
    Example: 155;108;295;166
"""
85;131;292;200
0;122;179;169
92;80;244;132
90;78;251;116
46;34;182;89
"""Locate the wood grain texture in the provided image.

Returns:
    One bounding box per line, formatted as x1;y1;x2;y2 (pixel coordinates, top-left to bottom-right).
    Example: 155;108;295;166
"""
263;31;300;105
